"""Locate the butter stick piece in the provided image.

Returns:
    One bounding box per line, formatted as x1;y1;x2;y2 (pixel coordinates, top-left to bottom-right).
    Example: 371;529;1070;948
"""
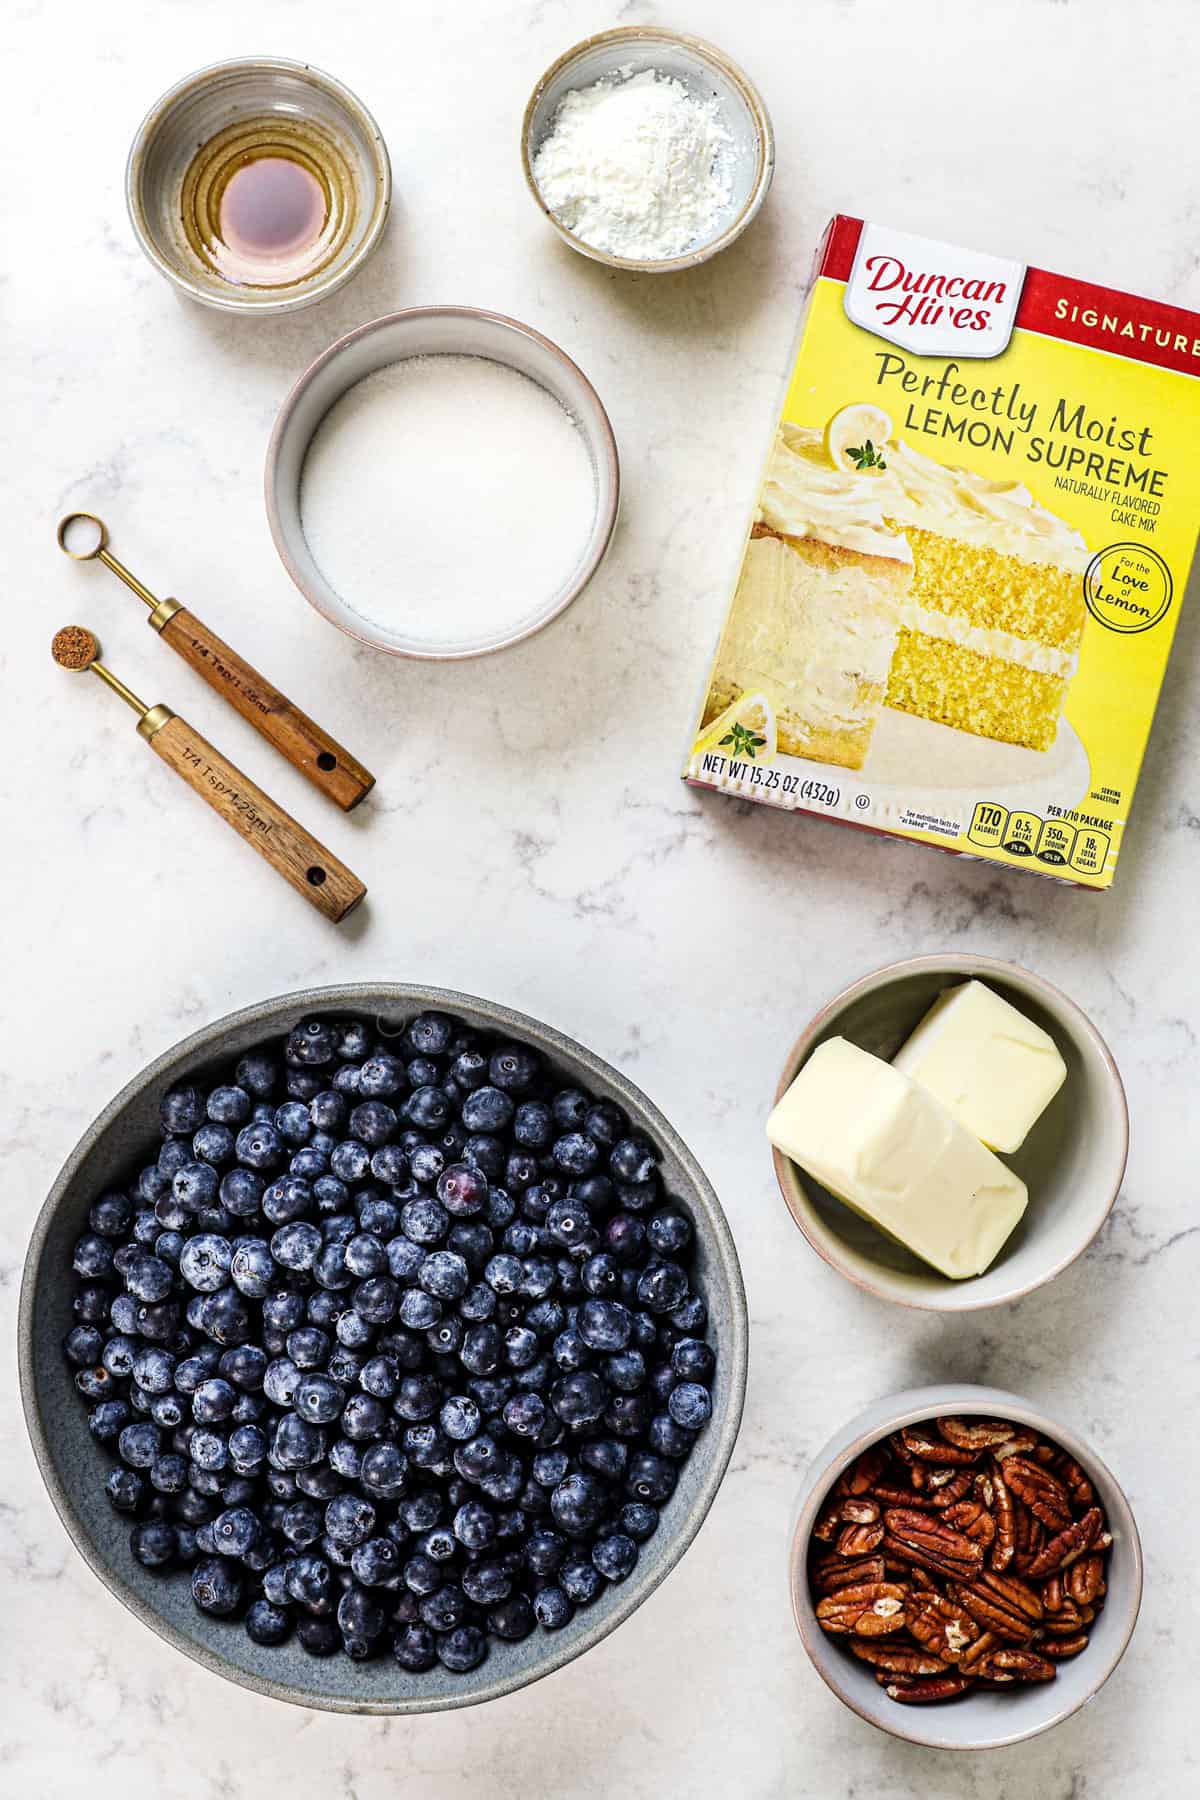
767;1037;1027;1279
892;980;1066;1154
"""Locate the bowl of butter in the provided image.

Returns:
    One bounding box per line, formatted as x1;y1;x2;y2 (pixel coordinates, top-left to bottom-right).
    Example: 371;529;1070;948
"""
768;955;1127;1311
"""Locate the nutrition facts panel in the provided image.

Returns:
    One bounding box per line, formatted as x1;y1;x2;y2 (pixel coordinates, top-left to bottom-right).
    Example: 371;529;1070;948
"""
968;800;1111;875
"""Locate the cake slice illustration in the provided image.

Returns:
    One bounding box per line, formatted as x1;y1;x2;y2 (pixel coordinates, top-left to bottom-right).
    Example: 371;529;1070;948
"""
702;410;1088;769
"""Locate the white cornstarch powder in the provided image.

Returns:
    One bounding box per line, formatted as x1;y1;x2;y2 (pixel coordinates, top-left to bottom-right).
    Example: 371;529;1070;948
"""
299;357;597;649
532;67;733;260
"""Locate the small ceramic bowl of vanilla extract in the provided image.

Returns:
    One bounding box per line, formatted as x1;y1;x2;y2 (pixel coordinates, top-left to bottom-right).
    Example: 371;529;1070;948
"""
126;57;391;315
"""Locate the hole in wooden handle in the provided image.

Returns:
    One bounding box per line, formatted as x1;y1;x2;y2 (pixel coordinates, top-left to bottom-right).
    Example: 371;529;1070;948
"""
306;866;327;887
316;752;337;772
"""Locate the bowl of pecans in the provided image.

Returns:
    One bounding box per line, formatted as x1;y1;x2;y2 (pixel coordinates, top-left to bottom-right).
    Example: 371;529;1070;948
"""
789;1385;1142;1749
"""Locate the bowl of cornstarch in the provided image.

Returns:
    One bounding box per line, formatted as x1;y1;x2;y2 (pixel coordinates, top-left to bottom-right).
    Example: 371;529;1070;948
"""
522;27;774;273
265;309;620;658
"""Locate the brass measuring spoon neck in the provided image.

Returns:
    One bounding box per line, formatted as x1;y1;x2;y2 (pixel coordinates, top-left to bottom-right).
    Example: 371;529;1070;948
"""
56;513;183;630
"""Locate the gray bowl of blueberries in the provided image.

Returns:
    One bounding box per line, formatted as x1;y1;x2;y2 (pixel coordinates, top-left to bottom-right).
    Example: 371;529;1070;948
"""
18;983;747;1712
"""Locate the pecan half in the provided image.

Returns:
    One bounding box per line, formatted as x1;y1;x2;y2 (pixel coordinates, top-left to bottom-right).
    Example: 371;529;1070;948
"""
837;1521;885;1557
937;1417;1017;1452
908;1589;980;1664
884;1509;985;1582
1026;1507;1103;1579
940;1499;996;1547
811;1553;885;1596
976;1647;1056;1683
1042;1634;1089;1659
928;1467;975;1507
1004;1457;1073;1532
1068;1553;1106;1607
838;1444;889;1496
815;1580;908;1637
884;1674;975;1704
989;1462;1016;1572
900;1425;980;1467
849;1639;950;1677
1052;1452;1096;1511
991;1428;1040;1462
951;1571;1042;1643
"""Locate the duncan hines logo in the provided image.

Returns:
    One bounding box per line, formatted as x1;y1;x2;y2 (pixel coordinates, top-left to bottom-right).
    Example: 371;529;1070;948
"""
845;224;1027;359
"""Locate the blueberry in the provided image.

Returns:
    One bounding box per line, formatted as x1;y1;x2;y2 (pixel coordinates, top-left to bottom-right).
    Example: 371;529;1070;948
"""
178;1232;232;1292
220;1167;264;1219
636;1260;689;1314
325;1493;377;1547
294;1374;344;1425
578;1298;632;1352
401;1195;449;1247
211;1506;259;1559
245;1598;291;1645
118;1421;161;1468
286;1019;336;1067
545;1198;593;1248
235;1122;284;1171
351;1536;401;1586
439;1395;481;1442
338;1582;387;1653
592;1532;637;1582
533;1585;573;1630
552;1090;589;1131
560;1555;604;1605
296;1615;341;1656
453;1500;496;1551
161;1087;206;1134
271;1221;322;1273
581;1252;620;1296
90;1192;134;1238
72;1233;115;1281
88;1399;131;1441
403;1013;454;1058
667;1381;712;1430
131;1519;178;1568
190;1428;229;1472
130;1347;175;1395
229;1423;267;1473
435;1161;488;1218
392;1622;438;1670
405;1086;451;1133
64;1324;104;1367
190;1554;242;1615
552;1133;601;1177
105;1467;144;1513
580;1438;628;1482
436;1624;486;1672
286;1553;335;1615
270;1412;326;1470
549;1472;606;1538
460;1086;514;1134
125;1253;173;1303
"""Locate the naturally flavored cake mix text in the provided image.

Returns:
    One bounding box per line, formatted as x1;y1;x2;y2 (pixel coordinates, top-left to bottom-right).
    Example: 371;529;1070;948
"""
685;216;1200;888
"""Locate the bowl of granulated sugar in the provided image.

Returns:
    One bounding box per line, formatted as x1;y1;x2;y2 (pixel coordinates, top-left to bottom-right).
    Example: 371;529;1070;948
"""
265;308;620;658
523;27;774;272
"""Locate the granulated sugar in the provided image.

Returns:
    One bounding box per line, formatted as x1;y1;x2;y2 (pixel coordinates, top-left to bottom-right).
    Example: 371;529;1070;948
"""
299;356;597;649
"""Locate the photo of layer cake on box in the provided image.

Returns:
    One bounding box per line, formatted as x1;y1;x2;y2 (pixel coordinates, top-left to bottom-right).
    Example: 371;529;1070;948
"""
701;408;1089;772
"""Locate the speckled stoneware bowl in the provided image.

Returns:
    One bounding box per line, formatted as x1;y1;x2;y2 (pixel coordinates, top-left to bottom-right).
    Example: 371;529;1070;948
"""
772;954;1128;1312
127;57;391;314
19;984;747;1713
265;308;620;659
522;27;774;273
789;1385;1143;1749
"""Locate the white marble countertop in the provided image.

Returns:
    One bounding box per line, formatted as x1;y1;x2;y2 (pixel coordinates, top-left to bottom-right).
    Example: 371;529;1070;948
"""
4;0;1198;1792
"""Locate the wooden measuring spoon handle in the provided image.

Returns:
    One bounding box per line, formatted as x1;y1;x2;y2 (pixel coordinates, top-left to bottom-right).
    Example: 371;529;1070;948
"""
141;710;367;923
155;608;375;812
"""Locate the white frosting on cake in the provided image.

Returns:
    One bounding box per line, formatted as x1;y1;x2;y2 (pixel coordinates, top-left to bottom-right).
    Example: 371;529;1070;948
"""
758;423;1089;574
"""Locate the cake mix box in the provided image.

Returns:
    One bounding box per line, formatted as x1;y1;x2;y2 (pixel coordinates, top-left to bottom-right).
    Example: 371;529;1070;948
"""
684;215;1200;887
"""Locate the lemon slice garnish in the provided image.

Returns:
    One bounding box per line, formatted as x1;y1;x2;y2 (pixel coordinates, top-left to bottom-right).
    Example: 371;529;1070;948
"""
694;690;777;763
825;404;893;475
